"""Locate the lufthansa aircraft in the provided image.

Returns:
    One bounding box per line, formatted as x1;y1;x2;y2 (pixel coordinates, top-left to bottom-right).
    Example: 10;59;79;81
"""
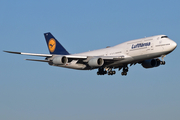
4;32;177;76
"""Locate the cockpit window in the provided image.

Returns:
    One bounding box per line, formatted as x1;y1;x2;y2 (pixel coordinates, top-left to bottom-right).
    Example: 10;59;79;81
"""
161;36;168;38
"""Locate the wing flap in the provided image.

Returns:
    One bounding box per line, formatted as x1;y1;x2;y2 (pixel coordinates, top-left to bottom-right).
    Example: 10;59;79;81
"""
65;55;87;59
100;55;125;60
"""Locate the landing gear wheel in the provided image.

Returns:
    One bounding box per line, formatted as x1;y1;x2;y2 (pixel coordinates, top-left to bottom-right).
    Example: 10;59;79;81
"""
160;61;166;65
124;72;127;76
121;72;124;76
108;70;116;75
97;67;107;75
121;72;127;76
161;55;166;65
121;65;129;76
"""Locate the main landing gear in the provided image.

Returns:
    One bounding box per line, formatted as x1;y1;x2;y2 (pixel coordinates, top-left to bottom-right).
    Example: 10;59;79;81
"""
121;66;129;76
97;66;129;76
97;67;116;75
97;67;107;75
107;69;116;75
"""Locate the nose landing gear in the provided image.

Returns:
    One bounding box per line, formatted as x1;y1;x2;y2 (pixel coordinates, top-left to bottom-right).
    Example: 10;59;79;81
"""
160;55;166;65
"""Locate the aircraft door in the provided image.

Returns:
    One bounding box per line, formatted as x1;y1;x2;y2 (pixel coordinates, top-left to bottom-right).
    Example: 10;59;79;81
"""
157;38;164;52
150;42;154;50
126;44;129;55
142;40;153;54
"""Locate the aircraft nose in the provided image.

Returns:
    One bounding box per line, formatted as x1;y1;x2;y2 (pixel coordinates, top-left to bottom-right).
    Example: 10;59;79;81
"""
171;40;177;49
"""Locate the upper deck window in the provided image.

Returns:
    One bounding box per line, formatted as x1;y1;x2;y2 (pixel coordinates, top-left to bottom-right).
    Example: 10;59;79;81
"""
161;36;168;38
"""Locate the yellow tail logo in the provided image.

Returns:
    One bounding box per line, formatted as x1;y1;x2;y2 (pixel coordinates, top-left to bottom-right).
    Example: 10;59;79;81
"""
48;38;56;52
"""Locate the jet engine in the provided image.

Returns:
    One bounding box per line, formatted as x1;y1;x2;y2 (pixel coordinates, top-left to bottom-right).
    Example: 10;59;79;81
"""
52;56;68;65
88;58;104;67
142;59;160;68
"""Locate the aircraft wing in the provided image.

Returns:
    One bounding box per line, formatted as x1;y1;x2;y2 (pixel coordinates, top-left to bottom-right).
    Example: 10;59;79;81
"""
4;51;52;57
4;51;126;65
4;50;125;59
4;50;89;61
65;55;87;59
4;51;87;59
100;56;125;60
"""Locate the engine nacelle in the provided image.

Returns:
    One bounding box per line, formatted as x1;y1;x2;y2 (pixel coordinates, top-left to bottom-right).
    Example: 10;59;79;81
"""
142;59;160;68
88;58;104;67
52;56;68;65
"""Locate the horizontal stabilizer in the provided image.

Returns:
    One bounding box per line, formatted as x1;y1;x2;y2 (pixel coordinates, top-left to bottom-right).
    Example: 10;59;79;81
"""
25;59;49;62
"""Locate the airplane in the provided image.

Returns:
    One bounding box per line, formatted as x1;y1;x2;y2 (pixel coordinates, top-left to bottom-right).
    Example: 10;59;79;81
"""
4;32;177;76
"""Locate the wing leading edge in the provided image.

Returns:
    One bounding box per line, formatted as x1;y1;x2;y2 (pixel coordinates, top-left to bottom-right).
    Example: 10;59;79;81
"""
4;51;52;57
4;50;88;58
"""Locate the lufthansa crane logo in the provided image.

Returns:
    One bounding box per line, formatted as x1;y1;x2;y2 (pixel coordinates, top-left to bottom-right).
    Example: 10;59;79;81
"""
48;38;56;52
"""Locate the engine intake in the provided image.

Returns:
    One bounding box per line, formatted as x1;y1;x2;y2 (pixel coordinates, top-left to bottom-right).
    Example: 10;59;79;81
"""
142;59;160;68
88;58;104;67
52;56;68;65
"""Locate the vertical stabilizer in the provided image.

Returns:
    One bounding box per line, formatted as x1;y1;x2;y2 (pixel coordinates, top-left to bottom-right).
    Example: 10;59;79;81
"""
44;32;70;55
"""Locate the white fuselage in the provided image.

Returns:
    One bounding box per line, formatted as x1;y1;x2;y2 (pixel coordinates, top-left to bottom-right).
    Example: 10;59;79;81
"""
53;35;177;70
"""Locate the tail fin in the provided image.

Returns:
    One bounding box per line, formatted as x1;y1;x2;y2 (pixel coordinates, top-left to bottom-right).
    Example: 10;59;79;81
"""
44;32;70;55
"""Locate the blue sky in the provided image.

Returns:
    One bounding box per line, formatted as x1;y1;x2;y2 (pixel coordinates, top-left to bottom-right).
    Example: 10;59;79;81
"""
1;0;180;120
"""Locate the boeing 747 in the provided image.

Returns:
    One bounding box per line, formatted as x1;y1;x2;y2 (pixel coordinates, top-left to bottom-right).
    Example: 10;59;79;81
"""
4;32;177;76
